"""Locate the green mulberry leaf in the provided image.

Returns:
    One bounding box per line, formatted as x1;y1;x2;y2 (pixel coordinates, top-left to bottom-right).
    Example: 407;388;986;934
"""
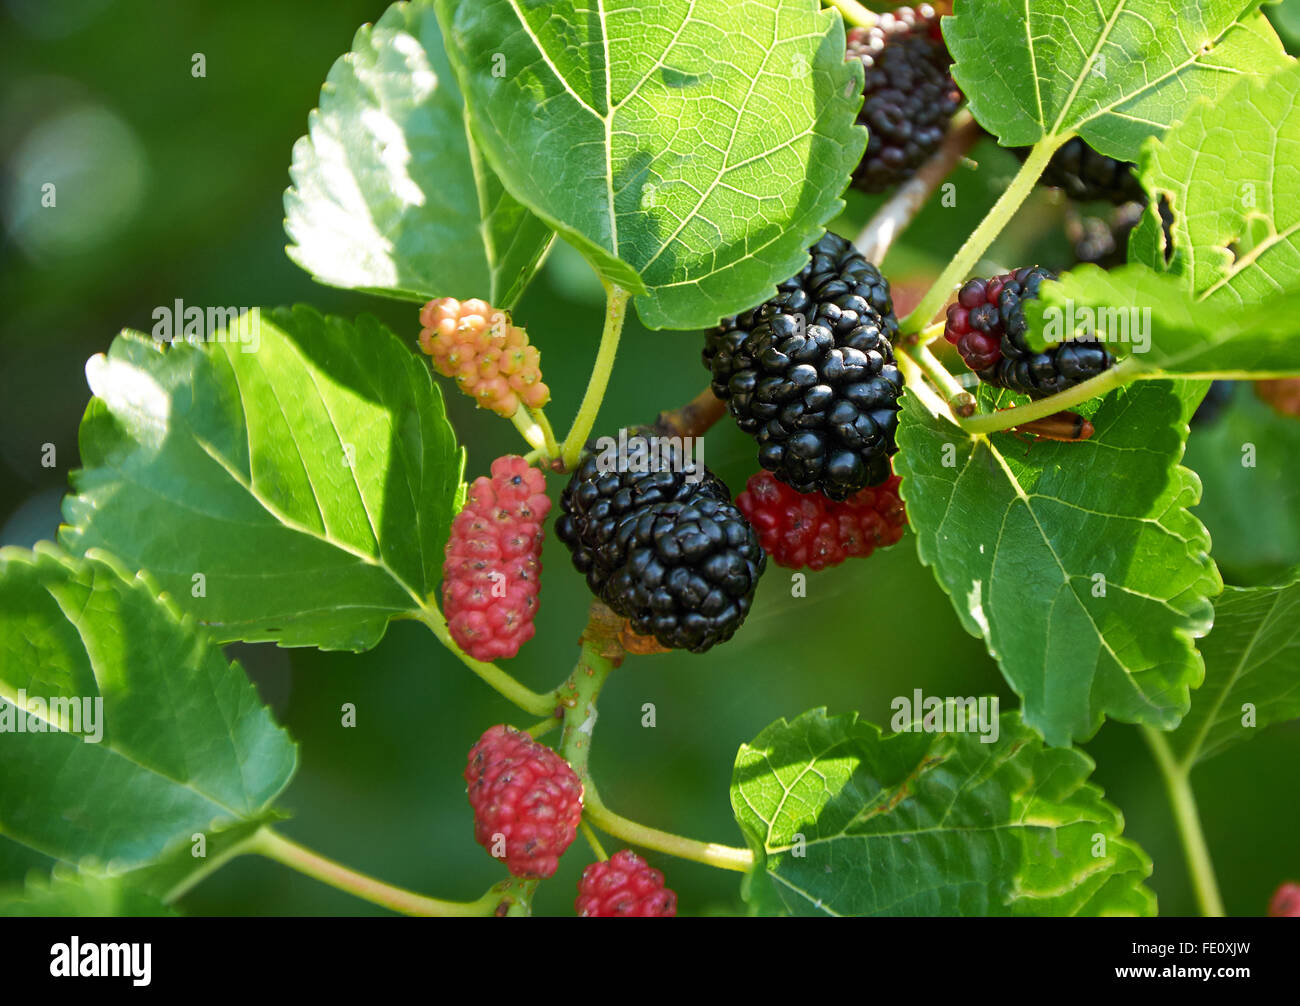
1022;264;1300;377
731;708;1155;916
1167;571;1300;767
1131;60;1300;308
0;545;297;870
0;866;173;918
946;0;1288;160
61;306;463;652
894;382;1220;746
285;0;553;307
434;0;866;329
1185;389;1300;584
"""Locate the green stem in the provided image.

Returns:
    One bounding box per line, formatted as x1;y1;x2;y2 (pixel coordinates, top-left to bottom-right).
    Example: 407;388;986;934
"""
902;135;1067;335
251;828;511;916
907;342;974;416
555;605;754;875
958;357;1142;435
418;606;558;717
1140;727;1226;918
918;320;947;345
559;629;618;779
532;406;559;459
162;829;263;904
583;792;753;873
524;715;561;739
509;405;547;454
562;283;630;469
827;0;877;29
580;819;609;862
897;351;955;421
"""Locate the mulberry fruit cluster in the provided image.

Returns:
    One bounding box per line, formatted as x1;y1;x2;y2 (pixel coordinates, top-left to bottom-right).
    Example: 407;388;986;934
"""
418;297;550;418
847;4;961;193
737;470;906;571
555;433;765;653
705;232;904;500
576;850;677;917
943;266;1114;399
442;455;550;661
465;725;583;879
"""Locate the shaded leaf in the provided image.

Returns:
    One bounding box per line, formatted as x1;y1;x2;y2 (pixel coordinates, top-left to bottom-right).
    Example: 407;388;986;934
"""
1168;571;1300;766
1185;388;1300;584
0;866;173;917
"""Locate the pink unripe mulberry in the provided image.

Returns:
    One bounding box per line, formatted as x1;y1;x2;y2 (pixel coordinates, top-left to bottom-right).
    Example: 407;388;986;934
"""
576;850;677;917
442;455;550;661
465;725;583;878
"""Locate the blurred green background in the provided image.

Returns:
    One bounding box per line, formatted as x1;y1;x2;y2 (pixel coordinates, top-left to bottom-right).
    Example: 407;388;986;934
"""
2;0;1297;917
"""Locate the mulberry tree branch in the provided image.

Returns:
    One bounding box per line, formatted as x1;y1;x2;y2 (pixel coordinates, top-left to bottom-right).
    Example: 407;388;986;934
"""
656;386;727;439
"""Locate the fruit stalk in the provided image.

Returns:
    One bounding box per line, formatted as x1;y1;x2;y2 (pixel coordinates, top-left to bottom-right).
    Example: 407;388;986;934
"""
418;604;559;717
959;357;1141;435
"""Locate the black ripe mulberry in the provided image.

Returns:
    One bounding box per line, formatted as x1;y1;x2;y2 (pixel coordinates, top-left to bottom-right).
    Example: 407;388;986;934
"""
1018;137;1145;205
846;4;962;193
554;433;765;653
943;266;1114;399
704;231;904;500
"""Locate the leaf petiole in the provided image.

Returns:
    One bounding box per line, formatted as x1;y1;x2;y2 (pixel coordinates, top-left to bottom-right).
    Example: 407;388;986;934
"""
417;605;559;717
561;282;630;470
1140;727;1226;917
902;133;1068;335
251;827;519;916
957;357;1142;435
